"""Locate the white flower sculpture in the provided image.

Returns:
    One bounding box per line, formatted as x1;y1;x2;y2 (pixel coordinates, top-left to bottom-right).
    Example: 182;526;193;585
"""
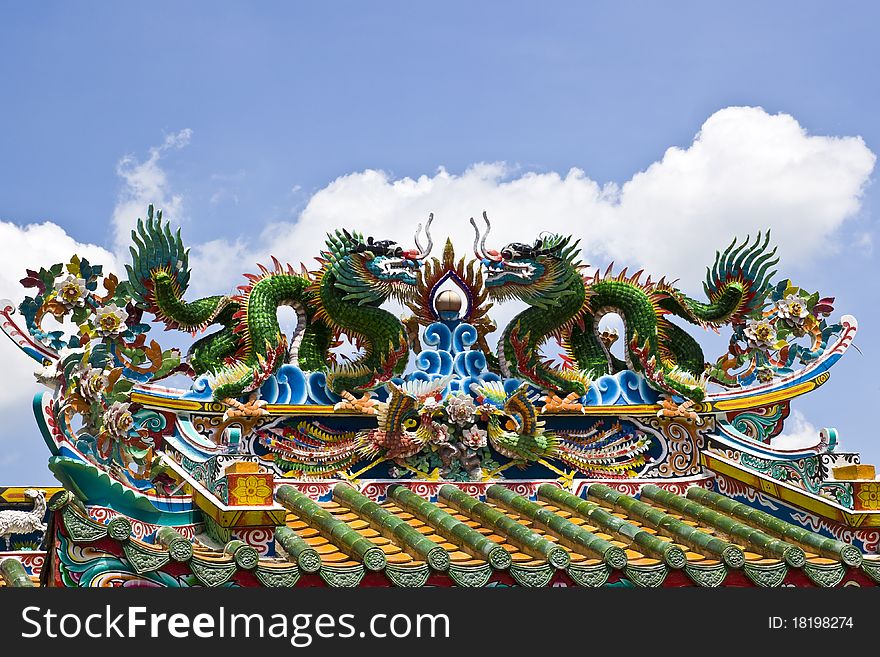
77;366;109;403
461;425;487;449
428;422;450;446
445;394;476;426
776;293;809;326
54;274;87;309
743;319;777;351
103;401;134;440
93;303;129;338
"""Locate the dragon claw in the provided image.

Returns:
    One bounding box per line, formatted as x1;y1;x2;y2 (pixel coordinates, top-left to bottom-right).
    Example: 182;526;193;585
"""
334;391;378;415
223;392;269;419
657;398;699;422
553;468;577;488
542;392;584;413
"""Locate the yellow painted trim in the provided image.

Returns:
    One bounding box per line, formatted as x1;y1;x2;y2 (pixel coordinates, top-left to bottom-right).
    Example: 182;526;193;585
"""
268;404;341;415
130;392;204;411
842;512;867;528
132;391;363;416
0;487;64;503
189;488;287;527
708;377;825;412
547;404;661;416
702;451;880;528
162;455;287;528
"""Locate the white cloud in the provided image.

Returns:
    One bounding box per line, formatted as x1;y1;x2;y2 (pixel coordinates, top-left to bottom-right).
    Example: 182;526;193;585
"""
771;409;821;450
602;107;875;278
0;223;121;483
111;128;192;253
188;107;875;300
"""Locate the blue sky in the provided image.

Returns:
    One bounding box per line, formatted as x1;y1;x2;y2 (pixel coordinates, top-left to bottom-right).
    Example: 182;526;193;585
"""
1;1;878;483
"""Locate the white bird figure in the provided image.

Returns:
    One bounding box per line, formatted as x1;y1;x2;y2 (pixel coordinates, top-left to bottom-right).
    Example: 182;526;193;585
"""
0;489;47;547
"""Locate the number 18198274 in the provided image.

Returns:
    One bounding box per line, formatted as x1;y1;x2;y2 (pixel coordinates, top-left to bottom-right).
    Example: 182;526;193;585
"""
769;617;853;629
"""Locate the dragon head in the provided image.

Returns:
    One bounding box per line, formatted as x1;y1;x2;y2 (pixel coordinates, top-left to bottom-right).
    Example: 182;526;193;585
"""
328;215;434;304
470;212;579;303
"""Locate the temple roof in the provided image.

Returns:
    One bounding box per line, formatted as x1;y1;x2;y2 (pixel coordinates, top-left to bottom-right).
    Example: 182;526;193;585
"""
24;483;880;588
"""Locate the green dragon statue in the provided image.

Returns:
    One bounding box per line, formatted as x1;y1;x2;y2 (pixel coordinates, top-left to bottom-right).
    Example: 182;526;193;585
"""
471;213;778;404
126;205;433;413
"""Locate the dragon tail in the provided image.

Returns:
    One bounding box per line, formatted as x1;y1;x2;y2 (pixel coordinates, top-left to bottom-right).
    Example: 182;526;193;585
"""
208;336;287;400
126;205;231;332
126;206;189;312
701;230;779;324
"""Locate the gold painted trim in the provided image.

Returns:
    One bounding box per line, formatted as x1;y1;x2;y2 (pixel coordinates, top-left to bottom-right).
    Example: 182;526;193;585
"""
0;487;64;503
161;456;287;528
702;451;880;528
548;404;660;416
707;377;826;412
130;392;204;411
191;487;287;528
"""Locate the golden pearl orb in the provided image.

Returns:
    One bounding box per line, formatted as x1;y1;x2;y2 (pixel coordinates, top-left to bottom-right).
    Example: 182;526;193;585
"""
435;289;463;319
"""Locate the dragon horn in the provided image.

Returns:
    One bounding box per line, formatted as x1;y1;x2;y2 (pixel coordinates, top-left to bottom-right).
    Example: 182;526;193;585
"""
470;216;486;259
414;221;424;253
480;211;491;258
423;212;434;256
413;212;434;259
